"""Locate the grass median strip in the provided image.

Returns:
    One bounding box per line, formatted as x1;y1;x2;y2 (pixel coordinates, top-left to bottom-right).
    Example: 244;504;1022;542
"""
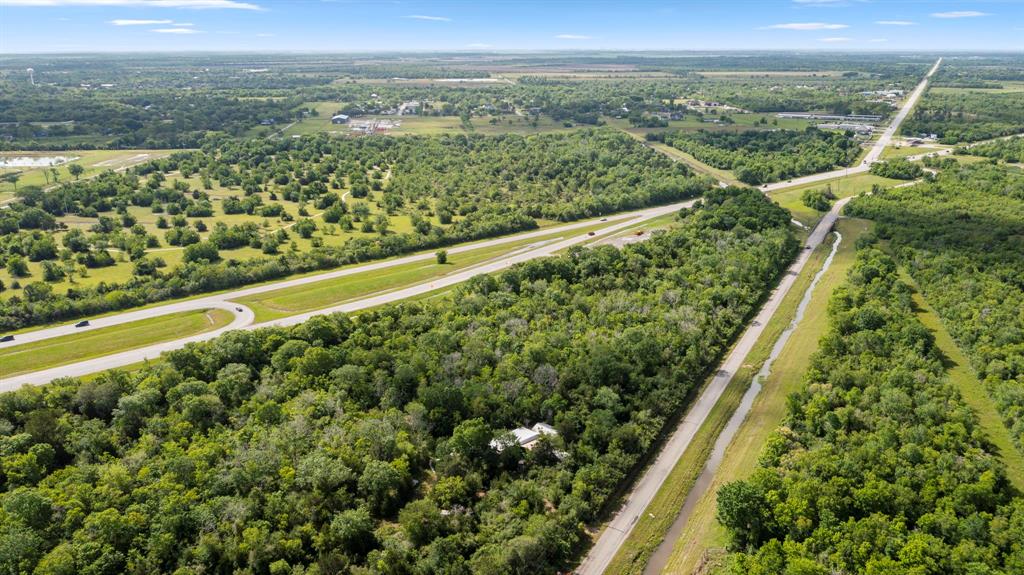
601;224;840;575
0;308;233;378
237;220;619;321
658;218;868;574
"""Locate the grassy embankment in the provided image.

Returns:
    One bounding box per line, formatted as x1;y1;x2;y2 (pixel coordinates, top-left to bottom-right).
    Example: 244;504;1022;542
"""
655;218;868;575
768;173;901;227
600;220;851;575
0;308;233;378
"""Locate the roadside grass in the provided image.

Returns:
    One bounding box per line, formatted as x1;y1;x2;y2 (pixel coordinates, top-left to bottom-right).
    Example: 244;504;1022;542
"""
2;213;627;336
898;268;1024;490
769;173;900;227
881;145;943;160
0;308;232;378
657;218;869;575
602;224;843;575
238;219;619;321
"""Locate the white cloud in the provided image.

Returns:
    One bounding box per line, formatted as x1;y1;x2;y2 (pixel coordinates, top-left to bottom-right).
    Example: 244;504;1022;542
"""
151;27;199;33
2;0;261;9
869;38;888;43
876;20;915;26
255;32;274;37
555;34;591;40
763;22;849;30
110;19;172;25
819;36;850;42
406;14;451;22
466;43;492;49
931;11;989;18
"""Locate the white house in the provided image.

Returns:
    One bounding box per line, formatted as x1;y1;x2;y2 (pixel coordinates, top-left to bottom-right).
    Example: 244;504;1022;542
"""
490;422;560;452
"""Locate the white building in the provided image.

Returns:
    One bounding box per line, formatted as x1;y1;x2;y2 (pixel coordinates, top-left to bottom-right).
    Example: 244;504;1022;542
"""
491;422;560;452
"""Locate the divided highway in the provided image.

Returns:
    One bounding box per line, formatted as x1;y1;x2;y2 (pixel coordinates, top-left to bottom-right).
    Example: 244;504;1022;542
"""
0;199;695;390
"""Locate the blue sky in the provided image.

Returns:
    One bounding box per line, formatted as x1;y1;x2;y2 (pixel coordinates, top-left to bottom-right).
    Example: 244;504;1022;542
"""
0;0;1021;53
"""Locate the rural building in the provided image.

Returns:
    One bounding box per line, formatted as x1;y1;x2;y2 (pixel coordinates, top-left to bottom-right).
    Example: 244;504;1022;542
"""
491;422;560;452
777;112;883;122
398;101;421;115
817;122;874;134
331;114;350;124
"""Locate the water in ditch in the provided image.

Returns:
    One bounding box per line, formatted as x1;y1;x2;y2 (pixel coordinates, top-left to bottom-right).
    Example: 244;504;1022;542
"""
643;229;844;575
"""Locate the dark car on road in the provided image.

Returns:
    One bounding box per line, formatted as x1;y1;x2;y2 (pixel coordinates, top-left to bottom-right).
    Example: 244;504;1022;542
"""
75;320;90;328
0;335;13;342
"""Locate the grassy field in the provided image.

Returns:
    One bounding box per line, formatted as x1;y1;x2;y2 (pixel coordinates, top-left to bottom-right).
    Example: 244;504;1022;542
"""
267;103;585;138
601;224;842;575
0;149;173;199
898;268;1024;490
657;218;870;575
769;172;901;227
237;219;620;321
0;172;434;300
931;81;1024;95
0;308;233;377
881;144;943;159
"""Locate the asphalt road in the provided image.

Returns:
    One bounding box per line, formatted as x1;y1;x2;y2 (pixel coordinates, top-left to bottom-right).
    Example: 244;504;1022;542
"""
0;199;695;389
575;58;941;574
756;57;941;194
576;196;850;574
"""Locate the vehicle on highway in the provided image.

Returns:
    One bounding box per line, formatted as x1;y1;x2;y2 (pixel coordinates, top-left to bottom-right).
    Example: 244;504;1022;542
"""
0;335;13;342
75;320;90;328
588;231;596;236
236;307;243;312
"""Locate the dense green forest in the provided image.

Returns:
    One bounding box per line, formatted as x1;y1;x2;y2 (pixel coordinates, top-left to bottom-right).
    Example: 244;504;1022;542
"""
717;246;1024;574
647;128;860;185
902;89;1024;144
868;158;924;180
961;137;1024;163
0;189;798;574
0;130;707;330
846;163;1024;450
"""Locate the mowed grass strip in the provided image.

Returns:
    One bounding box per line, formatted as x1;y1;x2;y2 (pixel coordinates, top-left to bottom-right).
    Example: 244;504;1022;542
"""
630;138;741;186
658;219;868;574
769;173;901;227
238;220;620;321
881;144;944;160
0;308;233;378
601;225;840;575
898;268;1024;490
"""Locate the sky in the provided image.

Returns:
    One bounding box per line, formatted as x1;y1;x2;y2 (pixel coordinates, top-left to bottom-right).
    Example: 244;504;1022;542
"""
0;0;1022;53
